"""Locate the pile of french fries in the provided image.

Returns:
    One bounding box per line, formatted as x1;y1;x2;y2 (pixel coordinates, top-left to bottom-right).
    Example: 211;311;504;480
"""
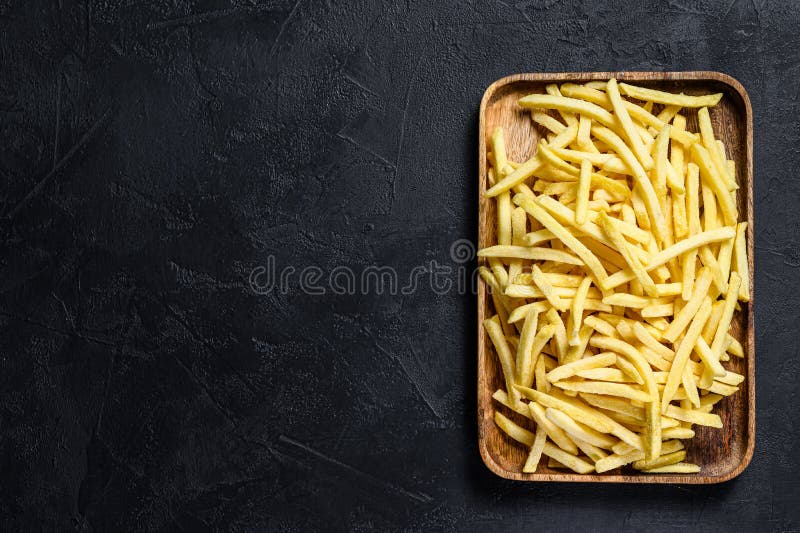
480;79;749;475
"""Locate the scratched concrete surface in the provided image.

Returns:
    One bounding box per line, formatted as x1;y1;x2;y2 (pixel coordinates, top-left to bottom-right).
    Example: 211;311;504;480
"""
0;0;797;531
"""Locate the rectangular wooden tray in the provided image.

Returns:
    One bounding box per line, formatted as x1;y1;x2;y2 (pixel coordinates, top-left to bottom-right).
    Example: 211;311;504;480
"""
477;72;754;483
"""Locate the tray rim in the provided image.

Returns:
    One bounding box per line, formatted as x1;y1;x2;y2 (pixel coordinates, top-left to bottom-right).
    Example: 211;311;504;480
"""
477;71;755;484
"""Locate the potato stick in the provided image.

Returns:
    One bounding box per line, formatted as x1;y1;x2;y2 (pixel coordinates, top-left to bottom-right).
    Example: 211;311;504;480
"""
546;407;618;448
504;284;601;299
607;78;654;170
553;381;651;403
653;124;671;196
602;227;736;289
568;277;592;344
497;192;511;245
485;316;522;405
702;181;718;235
615;355;644;385
602;294;672;308
541;442;594;473
478;245;583;265
584;316;617;337
641;462;701;474
595;449;645;473
632;321;674;359
598;211;658;296
591;125;667;245
515;306;540;382
509;207;527;282
518;93;618;130
664;405;723;427
576;159;591;225
707;381;739;396
698;107;735;190
577;368;632;382
542;181;577;196
682;364;701;408
545;308;569;359
518;323;556;388
492;389;533;418
715;370;745;387
531;265;567;311
661;298;712;411
523;229;558;246
701;300;726;344
514;194;608;283
691;143;738;225
633;450;687;470
717;233;734;290
535;354;549;392
532;111;567;134
664;267;714;342
491;127;508;172
711;272;742;361
494;411;535;446
618;82;722;107
522;426;548;473
514;272;584;287
630;185;651;230
546;352;617;383
577;114;592;149
528;402;579;454
654;106;682;127
733;222;750;302
727;335;744;358
641;303;673;317
661;427;695;439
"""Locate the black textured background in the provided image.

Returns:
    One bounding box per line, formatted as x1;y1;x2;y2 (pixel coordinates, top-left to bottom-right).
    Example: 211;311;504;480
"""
1;0;798;531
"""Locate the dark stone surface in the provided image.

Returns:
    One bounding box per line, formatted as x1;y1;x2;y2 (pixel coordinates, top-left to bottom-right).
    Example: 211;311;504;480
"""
0;0;797;531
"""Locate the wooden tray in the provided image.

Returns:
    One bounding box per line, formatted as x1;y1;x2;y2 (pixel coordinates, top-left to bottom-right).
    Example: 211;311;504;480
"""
477;72;754;483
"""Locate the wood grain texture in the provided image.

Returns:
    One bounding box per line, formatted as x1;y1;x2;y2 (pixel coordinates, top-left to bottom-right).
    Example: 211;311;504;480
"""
477;72;754;484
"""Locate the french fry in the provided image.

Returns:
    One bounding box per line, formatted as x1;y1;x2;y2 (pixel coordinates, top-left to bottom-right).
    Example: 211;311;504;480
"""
618;82;722;107
733;222;750;302
640;462;700;474
576;159;592;225
486;316;522;406
542;442;595;474
523;426;548;473
569;277;593;345
710;272;742;361
494;411;535;446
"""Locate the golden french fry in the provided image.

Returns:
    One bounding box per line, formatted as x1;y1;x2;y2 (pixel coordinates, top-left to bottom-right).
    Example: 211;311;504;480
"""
618;82;722;107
